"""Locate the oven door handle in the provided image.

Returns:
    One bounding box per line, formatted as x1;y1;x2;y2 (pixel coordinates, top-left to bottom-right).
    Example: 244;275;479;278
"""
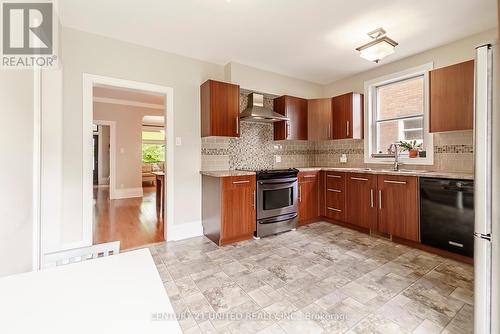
258;177;297;185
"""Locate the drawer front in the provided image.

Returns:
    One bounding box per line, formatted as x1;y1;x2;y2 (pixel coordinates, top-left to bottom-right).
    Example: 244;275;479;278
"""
223;175;256;189
326;190;344;210
326;172;345;190
299;171;319;183
325;188;345;221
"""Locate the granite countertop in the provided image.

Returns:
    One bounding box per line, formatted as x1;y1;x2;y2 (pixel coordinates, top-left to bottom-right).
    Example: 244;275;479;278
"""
200;168;473;180
297;167;474;180
200;170;256;177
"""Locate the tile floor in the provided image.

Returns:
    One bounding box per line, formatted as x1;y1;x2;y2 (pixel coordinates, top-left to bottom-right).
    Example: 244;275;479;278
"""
149;222;473;334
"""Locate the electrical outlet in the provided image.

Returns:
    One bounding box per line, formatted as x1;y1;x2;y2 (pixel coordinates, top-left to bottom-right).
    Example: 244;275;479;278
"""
275;155;282;163
340;154;348;163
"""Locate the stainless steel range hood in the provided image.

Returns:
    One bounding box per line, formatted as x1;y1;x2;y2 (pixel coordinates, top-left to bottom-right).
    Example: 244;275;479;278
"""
239;93;289;123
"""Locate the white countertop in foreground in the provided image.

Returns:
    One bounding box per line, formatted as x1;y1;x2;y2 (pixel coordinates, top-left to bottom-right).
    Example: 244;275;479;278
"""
0;248;182;334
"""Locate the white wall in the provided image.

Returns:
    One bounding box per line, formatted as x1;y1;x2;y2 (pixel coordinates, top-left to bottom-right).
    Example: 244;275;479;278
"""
0;70;34;277
93;103;162;192
323;29;497;96
226;62;323;98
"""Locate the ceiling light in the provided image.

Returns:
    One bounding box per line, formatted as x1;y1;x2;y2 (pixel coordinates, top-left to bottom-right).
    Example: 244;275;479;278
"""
356;28;398;63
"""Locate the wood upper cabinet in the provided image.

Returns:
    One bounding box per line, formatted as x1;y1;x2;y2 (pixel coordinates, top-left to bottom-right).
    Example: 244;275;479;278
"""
377;175;419;242
430;60;474;132
347;173;377;229
274;95;308;140
308;98;332;140
324;172;346;222
201;79;240;137
331;92;363;140
202;175;256;246
298;171;320;225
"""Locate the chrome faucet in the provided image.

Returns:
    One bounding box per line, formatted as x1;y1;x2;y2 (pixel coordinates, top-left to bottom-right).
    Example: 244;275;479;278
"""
388;143;402;171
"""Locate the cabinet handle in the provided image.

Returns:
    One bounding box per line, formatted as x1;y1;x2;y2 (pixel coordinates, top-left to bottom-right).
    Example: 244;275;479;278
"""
327;175;342;179
383;180;407;185
346;121;350;137
378;190;382;209
252;190;256;208
351;177;368;181
236;117;239;135
299;185;302;202
232;180;250;184
448;241;464;248
303;175;316;178
327;207;342;212
327;189;341;193
370;189;374;208
328;124;331;139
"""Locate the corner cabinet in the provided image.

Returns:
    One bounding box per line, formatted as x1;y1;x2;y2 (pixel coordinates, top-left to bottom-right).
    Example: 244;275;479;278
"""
201;79;240;137
308;98;333;140
376;175;419;242
430;60;474;132
331;92;363;140
298;171;320;225
274;95;308;140
202;175;256;246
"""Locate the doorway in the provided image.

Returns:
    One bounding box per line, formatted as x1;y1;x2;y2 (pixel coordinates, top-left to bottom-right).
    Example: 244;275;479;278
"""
82;74;174;250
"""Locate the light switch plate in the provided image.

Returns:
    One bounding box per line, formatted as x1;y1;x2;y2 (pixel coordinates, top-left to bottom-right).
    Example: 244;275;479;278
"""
175;137;182;146
340;154;347;163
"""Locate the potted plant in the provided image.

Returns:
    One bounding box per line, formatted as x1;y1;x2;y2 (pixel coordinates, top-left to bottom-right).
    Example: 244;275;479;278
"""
399;140;422;158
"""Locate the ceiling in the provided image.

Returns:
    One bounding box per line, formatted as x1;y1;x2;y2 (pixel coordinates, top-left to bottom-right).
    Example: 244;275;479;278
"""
93;85;165;106
60;0;496;84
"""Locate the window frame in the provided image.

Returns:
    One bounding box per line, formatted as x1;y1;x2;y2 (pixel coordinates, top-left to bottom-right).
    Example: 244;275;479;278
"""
364;63;434;165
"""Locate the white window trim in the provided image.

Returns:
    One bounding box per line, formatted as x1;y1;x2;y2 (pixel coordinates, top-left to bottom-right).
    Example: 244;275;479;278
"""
364;62;434;165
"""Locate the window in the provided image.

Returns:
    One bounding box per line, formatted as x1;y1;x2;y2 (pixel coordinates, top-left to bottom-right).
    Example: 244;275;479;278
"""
365;63;433;164
142;128;165;163
142;143;165;163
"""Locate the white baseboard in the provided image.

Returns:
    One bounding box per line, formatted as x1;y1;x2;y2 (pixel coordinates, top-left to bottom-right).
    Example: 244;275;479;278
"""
167;221;203;241
112;187;143;199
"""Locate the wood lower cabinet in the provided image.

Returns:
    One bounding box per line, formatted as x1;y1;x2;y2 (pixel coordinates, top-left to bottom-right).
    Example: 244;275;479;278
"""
347;173;377;229
430;60;474;132
308;98;332;140
377;175;419;242
324;172;346;222
298;171;320;225
274;95;308;140
201;80;240;137
202;175;256;245
331;92;363;140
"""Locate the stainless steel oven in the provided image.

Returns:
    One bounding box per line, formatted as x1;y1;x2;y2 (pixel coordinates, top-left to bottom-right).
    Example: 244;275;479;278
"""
255;169;298;238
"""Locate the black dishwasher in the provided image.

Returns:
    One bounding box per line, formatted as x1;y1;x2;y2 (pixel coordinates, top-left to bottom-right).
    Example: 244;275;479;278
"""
420;178;474;257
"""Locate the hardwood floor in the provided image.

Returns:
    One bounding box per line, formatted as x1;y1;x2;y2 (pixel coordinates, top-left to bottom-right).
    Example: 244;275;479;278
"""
93;185;164;250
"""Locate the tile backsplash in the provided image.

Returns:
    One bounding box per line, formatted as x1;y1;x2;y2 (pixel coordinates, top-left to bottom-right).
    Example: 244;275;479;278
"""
201;94;474;173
